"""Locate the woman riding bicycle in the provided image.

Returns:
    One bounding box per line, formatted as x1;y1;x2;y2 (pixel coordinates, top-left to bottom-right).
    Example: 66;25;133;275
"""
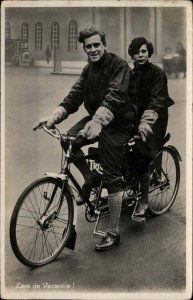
127;37;174;216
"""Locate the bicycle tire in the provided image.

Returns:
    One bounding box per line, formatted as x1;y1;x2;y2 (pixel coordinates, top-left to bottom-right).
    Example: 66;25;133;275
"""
148;146;180;215
10;176;74;267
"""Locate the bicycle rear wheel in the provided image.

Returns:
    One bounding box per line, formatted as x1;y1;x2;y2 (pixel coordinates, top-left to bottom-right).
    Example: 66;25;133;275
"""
148;147;180;215
10;177;74;267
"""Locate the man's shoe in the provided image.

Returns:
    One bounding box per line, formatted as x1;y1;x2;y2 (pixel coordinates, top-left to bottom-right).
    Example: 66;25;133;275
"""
134;203;149;217
95;232;120;252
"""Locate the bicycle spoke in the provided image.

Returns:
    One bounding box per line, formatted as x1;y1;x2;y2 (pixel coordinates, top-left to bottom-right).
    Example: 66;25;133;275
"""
42;231;55;257
55;217;68;224
49;227;60;247
19;207;40;215
16;223;38;232
22;227;41;259
39;231;51;260
23;198;39;220
32;228;42;261
16;225;39;245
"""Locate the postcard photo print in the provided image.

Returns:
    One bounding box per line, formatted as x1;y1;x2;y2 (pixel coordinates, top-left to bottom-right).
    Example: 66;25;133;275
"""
1;1;192;300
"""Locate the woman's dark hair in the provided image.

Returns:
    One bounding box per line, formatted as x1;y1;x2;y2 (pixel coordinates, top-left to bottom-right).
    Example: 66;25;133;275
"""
128;37;154;58
78;25;107;46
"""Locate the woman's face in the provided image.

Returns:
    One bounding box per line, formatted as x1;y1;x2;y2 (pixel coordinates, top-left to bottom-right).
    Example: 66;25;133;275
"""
133;44;149;65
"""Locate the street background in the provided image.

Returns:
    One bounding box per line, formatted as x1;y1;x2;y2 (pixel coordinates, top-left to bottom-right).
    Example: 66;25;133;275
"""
2;65;188;298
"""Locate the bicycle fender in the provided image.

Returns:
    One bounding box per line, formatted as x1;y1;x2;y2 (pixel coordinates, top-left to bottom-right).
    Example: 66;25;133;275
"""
45;172;68;181
165;145;182;161
45;172;78;226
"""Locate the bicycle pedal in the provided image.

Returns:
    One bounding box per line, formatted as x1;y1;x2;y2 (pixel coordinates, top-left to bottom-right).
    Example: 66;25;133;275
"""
132;215;146;223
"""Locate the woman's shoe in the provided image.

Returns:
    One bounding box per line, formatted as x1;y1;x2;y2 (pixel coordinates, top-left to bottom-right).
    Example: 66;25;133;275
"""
76;173;101;206
134;203;149;216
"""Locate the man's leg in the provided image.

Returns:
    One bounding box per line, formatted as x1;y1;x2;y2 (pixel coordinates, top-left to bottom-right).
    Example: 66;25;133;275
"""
95;126;131;251
61;116;99;204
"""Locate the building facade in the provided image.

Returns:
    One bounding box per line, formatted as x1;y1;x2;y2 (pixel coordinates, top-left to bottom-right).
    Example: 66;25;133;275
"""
5;6;186;72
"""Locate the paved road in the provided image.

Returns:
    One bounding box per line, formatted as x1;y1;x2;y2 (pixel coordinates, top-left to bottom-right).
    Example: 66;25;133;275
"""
2;66;189;299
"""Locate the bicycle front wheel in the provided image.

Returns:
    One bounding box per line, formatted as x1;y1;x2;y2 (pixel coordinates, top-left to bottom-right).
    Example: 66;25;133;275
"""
148;147;180;215
10;177;74;267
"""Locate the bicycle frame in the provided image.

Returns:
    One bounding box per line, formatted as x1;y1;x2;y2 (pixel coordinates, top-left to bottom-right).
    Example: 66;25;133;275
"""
42;126;181;239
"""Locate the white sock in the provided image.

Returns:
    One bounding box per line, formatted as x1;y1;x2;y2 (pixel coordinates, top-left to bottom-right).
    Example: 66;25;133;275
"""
107;191;123;235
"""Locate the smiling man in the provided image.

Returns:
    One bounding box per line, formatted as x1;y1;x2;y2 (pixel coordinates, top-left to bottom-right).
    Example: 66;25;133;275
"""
83;33;105;62
33;26;135;251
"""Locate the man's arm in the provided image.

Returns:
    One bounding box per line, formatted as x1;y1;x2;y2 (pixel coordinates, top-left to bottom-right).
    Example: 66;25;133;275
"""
81;59;131;140
100;59;131;116
58;66;88;114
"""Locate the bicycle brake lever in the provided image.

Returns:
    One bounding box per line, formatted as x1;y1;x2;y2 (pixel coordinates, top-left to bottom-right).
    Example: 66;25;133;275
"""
42;124;60;139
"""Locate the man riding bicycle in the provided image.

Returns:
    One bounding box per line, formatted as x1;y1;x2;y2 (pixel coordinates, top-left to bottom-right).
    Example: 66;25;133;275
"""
33;26;136;251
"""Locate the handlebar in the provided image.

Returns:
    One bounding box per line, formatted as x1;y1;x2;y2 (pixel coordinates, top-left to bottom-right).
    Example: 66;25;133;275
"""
41;124;77;142
40;124;141;150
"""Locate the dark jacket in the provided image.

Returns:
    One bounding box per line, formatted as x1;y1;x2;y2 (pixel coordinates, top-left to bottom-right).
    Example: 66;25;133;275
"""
128;60;174;158
128;60;174;126
59;51;134;127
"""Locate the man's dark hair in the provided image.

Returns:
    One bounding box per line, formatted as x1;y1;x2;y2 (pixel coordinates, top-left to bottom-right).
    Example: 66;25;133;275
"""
78;25;107;46
128;37;154;58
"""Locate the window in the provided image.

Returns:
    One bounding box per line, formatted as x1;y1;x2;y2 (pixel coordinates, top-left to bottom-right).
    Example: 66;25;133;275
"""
5;22;11;39
35;22;42;51
68;20;78;51
22;22;28;40
51;22;59;49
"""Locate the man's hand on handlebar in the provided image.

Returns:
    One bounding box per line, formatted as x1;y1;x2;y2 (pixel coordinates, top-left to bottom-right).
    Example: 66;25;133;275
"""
33;106;68;131
79;120;102;140
33;116;56;131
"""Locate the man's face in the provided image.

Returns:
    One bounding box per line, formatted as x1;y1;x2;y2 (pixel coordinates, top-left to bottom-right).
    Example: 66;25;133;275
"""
133;44;149;65
84;34;105;63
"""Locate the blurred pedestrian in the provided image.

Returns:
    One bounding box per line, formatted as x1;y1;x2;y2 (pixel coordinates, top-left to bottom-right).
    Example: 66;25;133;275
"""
173;42;186;78
45;45;51;64
162;47;173;77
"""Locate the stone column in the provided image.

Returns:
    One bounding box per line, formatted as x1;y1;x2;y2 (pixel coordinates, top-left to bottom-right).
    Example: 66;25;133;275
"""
119;8;125;59
149;8;162;61
125;7;132;61
156;8;162;58
149;8;156;51
92;7;100;27
53;47;62;74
